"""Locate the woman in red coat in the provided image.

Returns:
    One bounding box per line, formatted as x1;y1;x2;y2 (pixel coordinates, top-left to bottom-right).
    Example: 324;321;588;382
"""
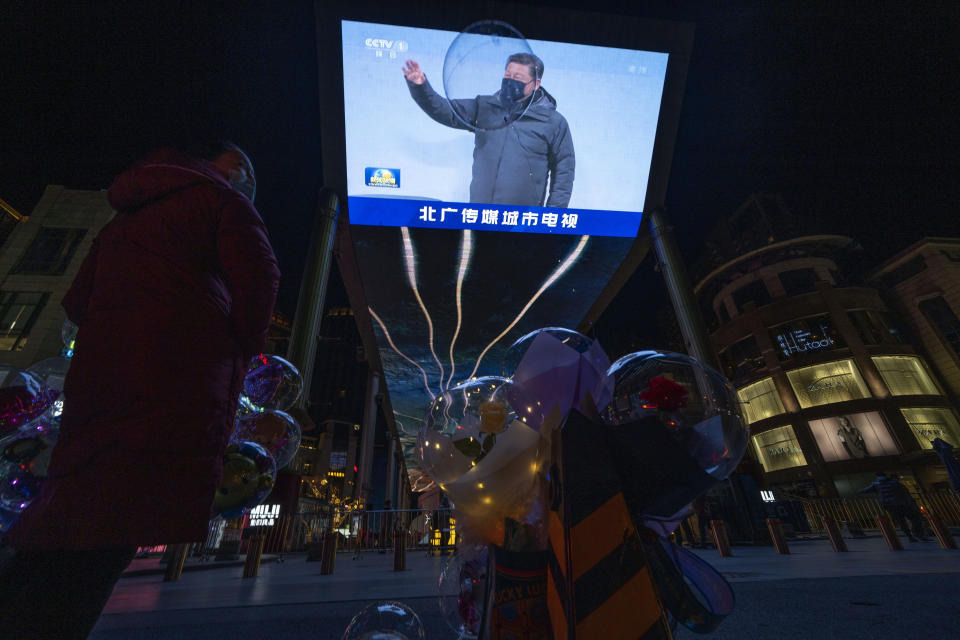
0;143;281;637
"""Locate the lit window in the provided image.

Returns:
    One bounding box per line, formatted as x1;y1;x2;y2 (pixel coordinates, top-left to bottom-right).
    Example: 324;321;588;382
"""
0;291;48;351
752;425;807;472
871;356;941;396
807;412;899;462
737;377;785;424
900;407;960;449
786;359;870;408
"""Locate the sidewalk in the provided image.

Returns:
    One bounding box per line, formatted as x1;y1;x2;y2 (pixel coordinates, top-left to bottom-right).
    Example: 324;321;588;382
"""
91;538;960;639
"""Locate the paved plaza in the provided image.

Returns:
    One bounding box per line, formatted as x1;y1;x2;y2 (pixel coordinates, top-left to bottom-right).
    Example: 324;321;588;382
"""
90;537;960;639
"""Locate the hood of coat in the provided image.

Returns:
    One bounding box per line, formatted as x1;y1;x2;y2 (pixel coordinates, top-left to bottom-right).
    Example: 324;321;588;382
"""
107;148;233;213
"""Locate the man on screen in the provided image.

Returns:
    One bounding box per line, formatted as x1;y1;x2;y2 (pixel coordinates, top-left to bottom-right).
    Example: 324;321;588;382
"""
402;53;575;208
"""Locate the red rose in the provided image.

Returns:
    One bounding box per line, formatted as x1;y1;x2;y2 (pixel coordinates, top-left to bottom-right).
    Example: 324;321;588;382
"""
638;376;689;412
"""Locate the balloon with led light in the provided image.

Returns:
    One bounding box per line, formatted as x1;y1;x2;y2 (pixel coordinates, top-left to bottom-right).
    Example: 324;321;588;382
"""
231;409;301;468
599;351;748;523
0;419;59;512
0;366;58;435
212;441;277;519
342;601;425;640
238;354;302;416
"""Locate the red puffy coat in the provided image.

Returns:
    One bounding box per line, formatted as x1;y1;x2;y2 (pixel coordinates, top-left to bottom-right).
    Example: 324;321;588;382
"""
7;151;280;549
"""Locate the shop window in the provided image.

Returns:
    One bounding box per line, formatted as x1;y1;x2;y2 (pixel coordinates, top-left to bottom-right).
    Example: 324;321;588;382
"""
900;407;960;449
752;426;807;472
807;412;899;462
737;377;785;424
918;297;960;361
771;314;842;360
871;355;941;396
847;309;904;345
718;335;764;381
0;291;48;351
786;359;870;408
11;227;87;276
731;280;771;312
779;268;818;297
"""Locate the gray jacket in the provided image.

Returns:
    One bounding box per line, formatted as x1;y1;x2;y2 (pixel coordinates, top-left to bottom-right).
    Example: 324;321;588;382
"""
407;79;575;208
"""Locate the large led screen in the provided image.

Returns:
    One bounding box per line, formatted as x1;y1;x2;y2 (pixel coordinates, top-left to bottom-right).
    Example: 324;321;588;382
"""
340;20;670;481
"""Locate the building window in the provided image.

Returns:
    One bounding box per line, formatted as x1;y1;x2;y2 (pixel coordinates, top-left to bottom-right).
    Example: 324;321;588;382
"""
879;255;926;288
918;296;960;361
11;227;87;276
871;355;941;396
731;280;772;312
737;377;786;424
0;291;48;351
779;268;818;297
807;412;899;462
786;359;870;408
771;314;842;360
718;335;764;381
752;425;807;472
900;407;960;449
848;309;904;345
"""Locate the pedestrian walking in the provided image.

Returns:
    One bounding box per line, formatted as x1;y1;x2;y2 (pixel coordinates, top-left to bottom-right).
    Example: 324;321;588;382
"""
859;472;930;542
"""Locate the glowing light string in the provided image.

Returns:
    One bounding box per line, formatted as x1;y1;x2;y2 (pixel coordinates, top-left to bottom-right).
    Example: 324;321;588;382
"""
446;229;474;391
368;306;436;401
466;235;590;380
401;227;445;394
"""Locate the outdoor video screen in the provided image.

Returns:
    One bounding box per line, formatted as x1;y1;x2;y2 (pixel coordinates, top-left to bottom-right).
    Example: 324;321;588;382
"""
340;19;669;478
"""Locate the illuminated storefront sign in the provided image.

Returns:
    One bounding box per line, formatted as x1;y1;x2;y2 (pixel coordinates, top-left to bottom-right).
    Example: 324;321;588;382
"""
751;425;807;473
248;503;281;527
900;407;960;449
772;315;841;360
807;412;899;462
760;490;775;502
786;360;870;408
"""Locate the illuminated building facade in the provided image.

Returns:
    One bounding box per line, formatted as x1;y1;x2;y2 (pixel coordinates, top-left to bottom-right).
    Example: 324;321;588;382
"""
0;186;114;367
695;196;960;497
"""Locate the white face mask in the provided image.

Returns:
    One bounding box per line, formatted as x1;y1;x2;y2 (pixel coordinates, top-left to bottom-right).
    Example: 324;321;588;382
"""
228;167;256;202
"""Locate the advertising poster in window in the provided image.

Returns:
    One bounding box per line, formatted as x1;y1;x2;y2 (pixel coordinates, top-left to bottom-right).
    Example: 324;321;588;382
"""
807;412;899;462
339;20;671;463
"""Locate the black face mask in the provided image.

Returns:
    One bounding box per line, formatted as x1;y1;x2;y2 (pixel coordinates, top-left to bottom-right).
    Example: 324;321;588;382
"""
499;77;529;109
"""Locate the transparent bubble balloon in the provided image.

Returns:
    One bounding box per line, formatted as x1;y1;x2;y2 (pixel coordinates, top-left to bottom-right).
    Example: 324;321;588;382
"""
418;376;519;485
27;357;71;395
0;506;18;536
342;601;426;640
599;351;749;519
61;318;78;349
442;20;537;131
438;546;488;639
231;409;301;468
501;327;594;378
212;441;277;520
0;367;57;435
0;419;59;512
239;354;302;415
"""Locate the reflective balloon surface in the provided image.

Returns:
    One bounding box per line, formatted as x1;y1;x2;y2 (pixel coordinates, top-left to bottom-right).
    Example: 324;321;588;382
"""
212;441;277;520
0;367;57;435
231;410;301;468
601;351;747;480
239;354;302;414
27;357;71;394
61;318;78;348
342;601;426;640
438;547;488;639
500;327;593;379
442;20;536;131
0;419;59;512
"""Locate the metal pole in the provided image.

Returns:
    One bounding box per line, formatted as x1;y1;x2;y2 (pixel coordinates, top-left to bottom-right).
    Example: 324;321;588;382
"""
385;433;397;507
357;371;381;505
647;208;717;368
286;188;341;408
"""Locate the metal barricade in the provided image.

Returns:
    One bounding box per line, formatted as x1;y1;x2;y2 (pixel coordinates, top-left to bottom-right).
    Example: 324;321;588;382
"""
288;507;456;554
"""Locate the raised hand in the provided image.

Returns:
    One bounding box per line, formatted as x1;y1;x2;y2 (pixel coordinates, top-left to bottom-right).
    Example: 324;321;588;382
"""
402;59;426;85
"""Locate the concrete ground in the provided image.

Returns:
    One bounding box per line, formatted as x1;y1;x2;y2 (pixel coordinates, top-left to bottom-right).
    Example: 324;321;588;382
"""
90;538;960;639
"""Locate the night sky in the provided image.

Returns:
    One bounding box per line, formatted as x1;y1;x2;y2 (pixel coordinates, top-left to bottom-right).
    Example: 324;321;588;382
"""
4;1;958;340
